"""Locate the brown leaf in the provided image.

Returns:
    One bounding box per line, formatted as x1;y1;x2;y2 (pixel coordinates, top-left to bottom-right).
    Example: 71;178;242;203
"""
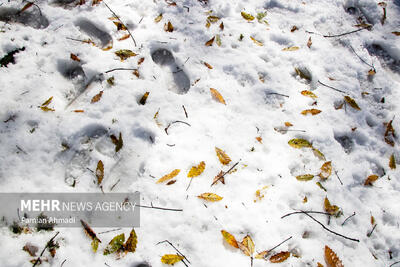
301;109;321;115
204;62;213;69
133;69;140;78
164;21;174;32
23;243;38;256
139;92;150;105
70;53;81;62
157;169;180;184
384;120;395;146
319;161;332;179
210;88;226;104
392;32;400;36
118;34;130;41
92;0;102;5
324;197;340;216
40;106;55;112
81;219;101;242
364;174;379;186
324;246;344;267
166;180;176;185
115;132;123;152
307;37;312;48
211;170;225;186
41;96;53;107
219;22;224;30
344;96;361;110
19;2;34;14
317;263;324;267
215;147;231;165
291;25;298;32
270;251;290;263
256;136;262;143
91;91;103;103
205;36;215;46
221;230;239;248
368;69;376;76
96;160;104;185
138;57;145;65
113;21;127;31
123;229;137;253
389;154;396;169
73;109;84;113
285;122;293;127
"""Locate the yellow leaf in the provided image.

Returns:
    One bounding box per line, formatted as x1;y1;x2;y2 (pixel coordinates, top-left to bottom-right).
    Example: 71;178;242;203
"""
285;122;293;127
255;250;269;259
91;238;100;253
301;109;321;115
161;254;184;265
91;91;103;103
324;246;344;267
154;13;163;23
255;186;268;202
154;109;162;127
197;192;223;202
312;148;326;161
205;36;215;46
210;88;226;104
215;147;231;165
282;46;299;51
187;161;206;178
344;96;361;110
296;174;314;181
207;16;220;23
270;251;290;263
115;49;137;61
124;229;137;253
389;154;396;169
288;138;312;148
368;69;376;76
221;230;239;248
238;235;255;257
301;90;317;99
241;12;255;21
41;96;53;107
307;37;312;48
324;197;340;216
364;174;379;186
319;161;332;179
157;169;180;184
96;160;104;185
303;196;308;203
250;36;263;46
40;106;55;112
164;21;174;32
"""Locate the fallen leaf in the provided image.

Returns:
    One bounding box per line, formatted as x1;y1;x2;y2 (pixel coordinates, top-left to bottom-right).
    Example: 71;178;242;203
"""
238;235;255;257
164;21;174;32
91;91;103;103
92;238;100;253
317;263;324;267
344;96;361;110
270;251;290;263
210;88;226;104
256;136;262;143
107;77;114;86
161;254;184;265
138;57;145;65
319;161;332;179
139;92;150;105
241;11;255;21
371;215;375;225
133;69;139;78
255;250;269;259
301;109;321;115
92;0;102;5
216;34;222;46
324;197;340;216
219;22;224;30
307;37;312;48
250;36;263;46
301;90;317;98
288;138;312;148
221;230;239;248
303;196;308;203
324;246;344;267
19;2;34;14
118;34;130;41
187;161;206;178
368;69;376;76
285;122;293;127
296;174;314;181
389;154;396;169
204;62;213;69
157;169;180;183
104;233;125;255
81;220;101;252
384;120;395;146
73;110;84;113
23;243;38;256
295;68;311;81
96;160;104;185
291;25;298;32
70;53;81;62
113;21;127;31
205;36;215;46
154;13;163;23
115;49;137;61
211;170;225;186
215;147;231;165
364;174;379;186
255;186;268;202
123;229;137;253
282;46;299;51
207;15;220;23
40;106;55;112
392;32;400;36
41;96;53;107
313;149;326;160
197;192;223;201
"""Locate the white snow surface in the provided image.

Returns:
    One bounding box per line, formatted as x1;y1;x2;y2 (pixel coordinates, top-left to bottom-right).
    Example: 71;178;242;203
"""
1;0;400;266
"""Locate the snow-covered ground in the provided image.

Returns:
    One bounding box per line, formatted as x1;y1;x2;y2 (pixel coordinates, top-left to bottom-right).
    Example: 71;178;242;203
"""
1;0;400;266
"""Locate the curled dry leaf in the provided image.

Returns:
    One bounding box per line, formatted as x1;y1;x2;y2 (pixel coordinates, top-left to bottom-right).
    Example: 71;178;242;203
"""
166;180;176;185
324;246;344;267
241;11;255;21
154;13;163;23
137;57;145;65
324;197;340;216
282;46;299;51
296;174;314;181
113;21;127;31
250;36;263;46
256;136;262;143
344;96;361;110
301;109;321;115
204;62;213;69
319;161;332;179
288;138;312;148
70;53;81;62
301;90;317;98
118;34;130;41
220;22;224;30
211;170;225;186
205;36;215;46
91;91;103;103
210;88;226;104
291;25;298;32
307;37;312;48
96;160;104;185
115;50;137;61
139;92;150;105
157;169;180;183
389;154;396;169
215;147;231;165
197;192;223;201
270;251;290;263
368;69;376;76
187;161;206;178
115;132;123;152
238;235;255;257
161;254;184;265
221;230;239;248
364;174;379;186
164;21;174;32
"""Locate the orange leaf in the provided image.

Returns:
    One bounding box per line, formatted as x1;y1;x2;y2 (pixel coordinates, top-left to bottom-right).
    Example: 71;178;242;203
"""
324;246;344;267
204;62;213;69
285;122;293;127
70;53;81;62
156;169;180;184
301;90;317;98
256;136;262;143
270;251;290;263
91;91;103;103
210;88;226;104
215;147;231;165
364;174;379;186
205;36;215;46
301;109;321;115
138;57;145;65
221;230;239;248
73;110;84;113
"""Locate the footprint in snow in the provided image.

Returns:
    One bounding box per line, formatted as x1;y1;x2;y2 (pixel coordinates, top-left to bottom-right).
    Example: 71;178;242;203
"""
74;18;113;49
151;48;190;94
0;7;49;29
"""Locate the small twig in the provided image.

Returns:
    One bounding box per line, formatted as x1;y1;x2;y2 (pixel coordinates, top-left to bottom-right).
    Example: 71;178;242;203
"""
182;105;188;118
60;259;67;267
335;171;344;185
165;121;191;135
66;37;91;43
367;224;377;237
16;145;27;154
138;17;143;24
390;261;400;267
166;144;176;147
32;232;60;267
17;208;21;222
103;1;137;47
266;236;293;254
341;212;356;226
98;228;122;234
156;240;191;265
323;28;366;38
186;178;193;191
265;92;289;98
104;68;137;73
349;45;375;71
136;204;183;212
211;161;240;186
318;80;347;94
109;179;120;191
281;211;331;219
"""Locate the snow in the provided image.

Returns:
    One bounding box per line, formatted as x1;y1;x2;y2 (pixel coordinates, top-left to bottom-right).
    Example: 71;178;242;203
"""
0;0;400;266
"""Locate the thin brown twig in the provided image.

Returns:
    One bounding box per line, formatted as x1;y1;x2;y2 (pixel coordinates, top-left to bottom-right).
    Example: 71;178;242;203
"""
335;171;344;185
390;261;400;267
349;45;375;70
165;121;191;135
136;203;183;212
32;232;60;267
318;80;347;94
323;28;366;38
267;236;292;254
367;224;377;237
182;105;188;118
341;212;356;226
103;1;137;47
98;228;122;234
281;211;331;219
211;161;240;186
60;259;67;267
104;68;137;73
